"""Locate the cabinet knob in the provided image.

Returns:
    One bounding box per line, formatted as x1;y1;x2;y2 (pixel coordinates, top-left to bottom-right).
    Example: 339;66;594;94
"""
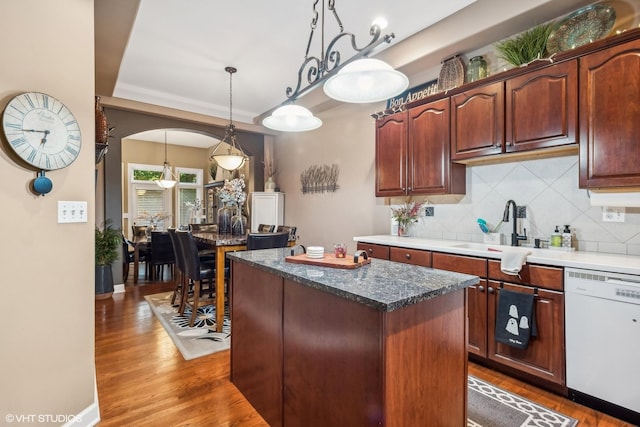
478;285;484;292
405;253;411;259
367;248;373;254
488;287;495;294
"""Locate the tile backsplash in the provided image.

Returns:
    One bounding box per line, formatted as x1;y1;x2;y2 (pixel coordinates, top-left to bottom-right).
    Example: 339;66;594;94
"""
403;155;640;256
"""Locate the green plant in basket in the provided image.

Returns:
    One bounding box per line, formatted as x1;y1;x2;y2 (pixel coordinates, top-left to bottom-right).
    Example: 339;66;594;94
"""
495;22;554;67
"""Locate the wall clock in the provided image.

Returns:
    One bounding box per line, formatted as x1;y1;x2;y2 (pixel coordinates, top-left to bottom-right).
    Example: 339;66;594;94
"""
2;92;82;195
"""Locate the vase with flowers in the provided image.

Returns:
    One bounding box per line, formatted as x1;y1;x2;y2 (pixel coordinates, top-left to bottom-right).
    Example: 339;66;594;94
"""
137;211;172;236
391;198;426;237
216;175;247;235
263;159;277;192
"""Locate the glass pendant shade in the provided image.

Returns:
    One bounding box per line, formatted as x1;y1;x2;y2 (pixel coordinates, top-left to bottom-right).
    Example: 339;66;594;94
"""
213;153;247;171
155;162;177;189
323;58;409;103
262;104;322;132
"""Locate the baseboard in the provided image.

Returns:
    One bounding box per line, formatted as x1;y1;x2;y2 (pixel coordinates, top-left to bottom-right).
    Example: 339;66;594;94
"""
63;376;101;427
114;284;125;294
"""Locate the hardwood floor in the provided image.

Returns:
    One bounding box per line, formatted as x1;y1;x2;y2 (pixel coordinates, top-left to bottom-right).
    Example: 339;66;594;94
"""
95;276;633;426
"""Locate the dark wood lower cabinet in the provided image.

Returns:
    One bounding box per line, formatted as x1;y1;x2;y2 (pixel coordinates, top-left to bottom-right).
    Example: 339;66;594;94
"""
488;281;565;386
231;261;468;426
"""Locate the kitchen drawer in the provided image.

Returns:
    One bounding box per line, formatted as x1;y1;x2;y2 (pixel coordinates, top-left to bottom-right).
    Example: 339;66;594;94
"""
356;242;390;260
488;260;563;291
390;246;432;267
432;252;487;277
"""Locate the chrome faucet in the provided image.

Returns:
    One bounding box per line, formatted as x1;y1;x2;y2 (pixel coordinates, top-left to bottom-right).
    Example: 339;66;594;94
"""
503;200;527;246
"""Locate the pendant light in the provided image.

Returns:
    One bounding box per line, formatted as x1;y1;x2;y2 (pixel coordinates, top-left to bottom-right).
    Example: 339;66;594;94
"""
263;0;407;132
154;131;178;189
262;104;322;132
209;66;249;171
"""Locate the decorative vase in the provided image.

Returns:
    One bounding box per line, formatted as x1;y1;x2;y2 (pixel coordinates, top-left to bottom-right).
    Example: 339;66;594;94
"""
265;176;276;192
231;206;247;235
466;56;488;83
397;223;412;237
95;96;109;144
217;205;233;234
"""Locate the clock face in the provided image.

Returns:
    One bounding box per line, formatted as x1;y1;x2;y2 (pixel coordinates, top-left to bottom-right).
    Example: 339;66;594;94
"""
2;92;82;170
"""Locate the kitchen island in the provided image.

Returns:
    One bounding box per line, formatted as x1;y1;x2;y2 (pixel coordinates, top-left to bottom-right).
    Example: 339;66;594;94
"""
227;248;479;427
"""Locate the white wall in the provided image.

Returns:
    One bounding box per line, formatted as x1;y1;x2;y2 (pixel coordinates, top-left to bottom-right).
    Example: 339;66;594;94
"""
0;0;97;423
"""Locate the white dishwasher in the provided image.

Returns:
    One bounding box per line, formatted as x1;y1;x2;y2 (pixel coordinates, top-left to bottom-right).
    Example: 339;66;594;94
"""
565;267;640;425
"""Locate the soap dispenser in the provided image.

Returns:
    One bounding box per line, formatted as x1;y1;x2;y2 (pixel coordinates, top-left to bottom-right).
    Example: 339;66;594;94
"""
550;226;562;247
562;225;572;248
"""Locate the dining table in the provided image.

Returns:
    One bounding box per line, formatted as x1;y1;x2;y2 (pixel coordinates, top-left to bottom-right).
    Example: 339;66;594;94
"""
192;232;248;332
192;231;297;332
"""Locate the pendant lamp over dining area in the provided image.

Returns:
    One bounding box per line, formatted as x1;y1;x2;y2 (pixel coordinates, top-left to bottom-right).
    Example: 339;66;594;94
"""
154;131;178;189
209;66;249;171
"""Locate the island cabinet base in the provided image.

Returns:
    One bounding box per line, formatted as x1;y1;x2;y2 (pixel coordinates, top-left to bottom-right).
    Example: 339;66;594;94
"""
230;262;468;427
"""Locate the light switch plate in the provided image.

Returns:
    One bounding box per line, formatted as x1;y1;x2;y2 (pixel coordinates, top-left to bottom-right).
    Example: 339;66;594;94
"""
602;206;625;222
58;201;88;223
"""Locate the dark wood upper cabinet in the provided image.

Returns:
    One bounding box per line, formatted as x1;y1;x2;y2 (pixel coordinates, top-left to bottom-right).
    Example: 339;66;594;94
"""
506;60;577;152
579;37;640;188
375;99;465;196
451;81;505;160
375;111;407;197
408;99;465;195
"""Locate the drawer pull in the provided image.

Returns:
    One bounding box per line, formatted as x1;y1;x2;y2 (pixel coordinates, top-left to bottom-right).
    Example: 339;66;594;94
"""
367;248;373;254
405;253;411;259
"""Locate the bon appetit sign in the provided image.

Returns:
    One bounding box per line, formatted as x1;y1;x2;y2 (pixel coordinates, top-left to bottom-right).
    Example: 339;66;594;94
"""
385;78;439;110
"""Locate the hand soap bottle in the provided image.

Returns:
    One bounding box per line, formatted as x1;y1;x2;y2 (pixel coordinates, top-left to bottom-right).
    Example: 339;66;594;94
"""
562;225;572;249
550;226;562;248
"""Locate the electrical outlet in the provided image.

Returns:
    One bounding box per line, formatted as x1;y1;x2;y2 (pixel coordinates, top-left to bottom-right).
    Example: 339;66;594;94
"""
602;206;625;222
516;206;527;219
425;206;434;217
58;201;88;223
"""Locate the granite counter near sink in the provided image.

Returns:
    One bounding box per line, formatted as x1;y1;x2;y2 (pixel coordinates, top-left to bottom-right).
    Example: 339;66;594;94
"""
354;235;640;275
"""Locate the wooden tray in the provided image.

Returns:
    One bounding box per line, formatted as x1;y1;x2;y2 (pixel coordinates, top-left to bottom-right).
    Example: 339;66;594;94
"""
285;253;371;269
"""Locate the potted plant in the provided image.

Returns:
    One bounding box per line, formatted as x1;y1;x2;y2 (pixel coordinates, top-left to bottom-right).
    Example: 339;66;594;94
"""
95;219;122;299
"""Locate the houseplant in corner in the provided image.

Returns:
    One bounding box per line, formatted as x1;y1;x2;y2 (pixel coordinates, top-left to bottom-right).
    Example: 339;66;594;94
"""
95;219;122;299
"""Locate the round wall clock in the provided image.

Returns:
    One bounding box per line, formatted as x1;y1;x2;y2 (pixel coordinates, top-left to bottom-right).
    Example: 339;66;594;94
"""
2;91;82;171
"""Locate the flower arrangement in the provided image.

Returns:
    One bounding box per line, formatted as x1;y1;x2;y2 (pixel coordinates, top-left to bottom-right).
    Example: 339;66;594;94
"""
391;198;426;235
217;175;246;207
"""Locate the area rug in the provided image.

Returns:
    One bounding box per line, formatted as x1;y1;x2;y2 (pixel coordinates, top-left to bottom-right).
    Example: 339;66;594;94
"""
467;375;578;427
145;291;231;360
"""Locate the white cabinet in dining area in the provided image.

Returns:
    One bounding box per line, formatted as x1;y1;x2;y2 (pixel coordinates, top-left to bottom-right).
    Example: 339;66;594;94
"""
250;192;284;232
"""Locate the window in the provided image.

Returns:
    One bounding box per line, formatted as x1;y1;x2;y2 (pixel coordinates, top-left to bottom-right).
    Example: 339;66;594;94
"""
176;167;203;227
128;163;173;230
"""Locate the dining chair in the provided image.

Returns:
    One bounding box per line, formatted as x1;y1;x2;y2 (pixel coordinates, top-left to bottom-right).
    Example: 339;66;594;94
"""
257;224;275;233
167;228;187;313
246;231;290;250
175;230;218;327
276;225;297;241
149;231;176;281
123;233;151;282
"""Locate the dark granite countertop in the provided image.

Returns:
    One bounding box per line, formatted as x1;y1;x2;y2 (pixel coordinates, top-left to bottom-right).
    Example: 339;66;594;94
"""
227;248;478;312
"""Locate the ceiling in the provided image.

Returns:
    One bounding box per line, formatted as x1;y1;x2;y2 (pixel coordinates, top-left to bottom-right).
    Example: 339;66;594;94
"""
95;0;596;146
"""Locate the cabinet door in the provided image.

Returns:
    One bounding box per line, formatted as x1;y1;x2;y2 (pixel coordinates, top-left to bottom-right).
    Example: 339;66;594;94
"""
579;38;640;188
487;281;565;386
506;60;577;152
408;99;465;195
467;279;490;357
451;81;504;160
375;111;407;196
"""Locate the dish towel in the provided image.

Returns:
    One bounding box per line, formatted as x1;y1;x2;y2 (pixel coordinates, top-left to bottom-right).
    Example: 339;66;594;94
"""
495;289;537;349
500;248;532;276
